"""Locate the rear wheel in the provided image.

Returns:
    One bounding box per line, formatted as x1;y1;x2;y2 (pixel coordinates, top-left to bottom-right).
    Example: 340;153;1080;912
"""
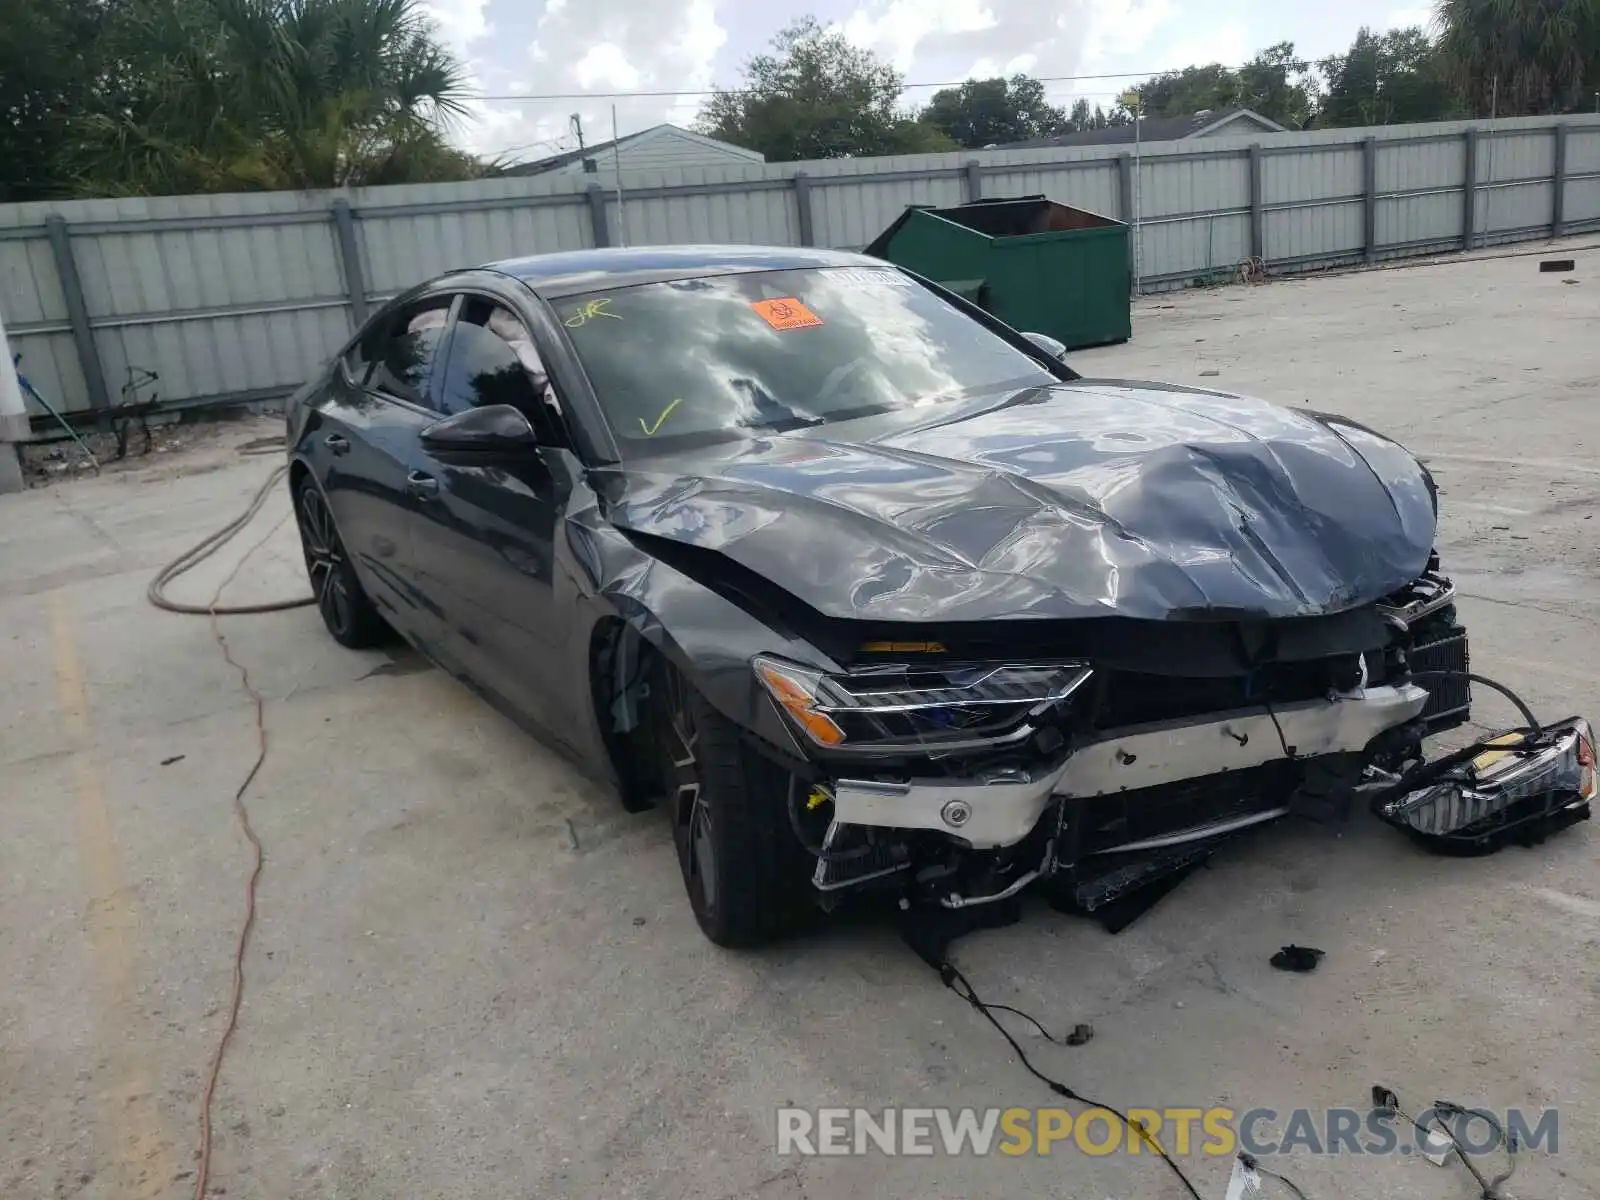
294;478;389;649
655;660;815;946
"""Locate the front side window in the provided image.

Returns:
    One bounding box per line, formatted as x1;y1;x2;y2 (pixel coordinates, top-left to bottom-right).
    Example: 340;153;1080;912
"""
555;265;1055;456
436;299;547;416
363;299;452;407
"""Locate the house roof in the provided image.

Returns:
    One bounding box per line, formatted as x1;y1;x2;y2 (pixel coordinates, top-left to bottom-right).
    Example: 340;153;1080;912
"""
998;107;1287;150
500;123;763;176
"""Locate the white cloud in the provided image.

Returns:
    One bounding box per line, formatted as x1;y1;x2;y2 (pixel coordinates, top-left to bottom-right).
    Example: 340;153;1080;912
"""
1084;0;1177;62
575;43;644;90
1385;6;1434;32
458;0;725;162
840;0;998;73
422;0;491;52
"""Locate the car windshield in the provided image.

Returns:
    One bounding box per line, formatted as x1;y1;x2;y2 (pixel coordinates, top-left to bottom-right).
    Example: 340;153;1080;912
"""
555;265;1056;455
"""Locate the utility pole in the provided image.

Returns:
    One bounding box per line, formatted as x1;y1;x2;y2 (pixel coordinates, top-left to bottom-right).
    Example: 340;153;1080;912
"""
570;113;587;165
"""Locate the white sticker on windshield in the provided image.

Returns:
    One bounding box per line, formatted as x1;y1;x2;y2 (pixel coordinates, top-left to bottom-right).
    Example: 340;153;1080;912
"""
823;268;913;287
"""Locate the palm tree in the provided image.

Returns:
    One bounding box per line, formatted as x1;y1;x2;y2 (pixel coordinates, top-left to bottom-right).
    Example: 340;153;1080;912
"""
67;0;478;194
1435;0;1600;115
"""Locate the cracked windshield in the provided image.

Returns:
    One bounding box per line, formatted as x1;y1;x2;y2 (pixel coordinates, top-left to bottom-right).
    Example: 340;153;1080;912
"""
558;266;1055;452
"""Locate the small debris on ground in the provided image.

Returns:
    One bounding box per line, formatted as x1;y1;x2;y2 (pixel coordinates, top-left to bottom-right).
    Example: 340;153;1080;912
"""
160;755;185;766
1270;945;1325;973
1199;369;1221;377
1539;258;1576;273
1064;1023;1094;1047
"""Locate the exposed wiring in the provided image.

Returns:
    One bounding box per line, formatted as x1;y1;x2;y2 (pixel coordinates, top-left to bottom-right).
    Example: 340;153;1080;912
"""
1376;1090;1518;1200
1238;1152;1311;1198
785;777;877;862
1406;670;1543;737
1262;697;1297;759
936;959;1210;1200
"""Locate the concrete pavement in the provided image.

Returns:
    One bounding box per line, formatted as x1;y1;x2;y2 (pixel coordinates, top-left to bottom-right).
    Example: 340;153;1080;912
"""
3;240;1599;1200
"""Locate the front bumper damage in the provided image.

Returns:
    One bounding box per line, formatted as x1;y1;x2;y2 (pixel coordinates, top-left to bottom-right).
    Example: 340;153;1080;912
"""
831;684;1429;851
767;567;1592;924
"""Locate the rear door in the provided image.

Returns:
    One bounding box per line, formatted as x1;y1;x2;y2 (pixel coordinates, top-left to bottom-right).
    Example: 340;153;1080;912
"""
407;293;574;742
321;295;455;643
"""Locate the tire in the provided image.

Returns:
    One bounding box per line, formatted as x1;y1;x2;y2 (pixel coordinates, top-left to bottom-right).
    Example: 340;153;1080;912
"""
294;477;389;649
656;660;816;947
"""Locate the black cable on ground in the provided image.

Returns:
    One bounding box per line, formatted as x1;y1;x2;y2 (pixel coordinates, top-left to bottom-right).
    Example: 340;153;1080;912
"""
934;959;1208;1200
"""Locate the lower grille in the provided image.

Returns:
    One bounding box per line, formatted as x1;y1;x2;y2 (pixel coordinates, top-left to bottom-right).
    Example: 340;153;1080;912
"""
1411;623;1470;733
1068;761;1302;856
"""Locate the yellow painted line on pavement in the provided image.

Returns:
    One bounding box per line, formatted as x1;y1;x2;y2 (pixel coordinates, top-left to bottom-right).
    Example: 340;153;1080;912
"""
49;594;175;1197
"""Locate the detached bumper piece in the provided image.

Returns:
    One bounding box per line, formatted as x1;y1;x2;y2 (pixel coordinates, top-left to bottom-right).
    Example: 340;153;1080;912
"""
1374;718;1596;852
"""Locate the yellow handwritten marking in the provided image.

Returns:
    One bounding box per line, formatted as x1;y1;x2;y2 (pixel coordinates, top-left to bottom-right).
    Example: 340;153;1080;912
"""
564;298;622;328
639;397;683;436
50;596;173;1197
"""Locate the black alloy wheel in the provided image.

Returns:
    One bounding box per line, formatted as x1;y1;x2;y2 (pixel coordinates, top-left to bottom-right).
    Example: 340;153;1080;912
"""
654;658;817;946
662;664;718;920
295;479;388;648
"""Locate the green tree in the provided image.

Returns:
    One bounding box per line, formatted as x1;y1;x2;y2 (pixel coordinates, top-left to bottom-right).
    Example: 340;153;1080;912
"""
920;75;1068;148
1120;43;1317;129
1236;42;1319;127
1318;26;1463;126
1436;0;1600;115
1066;98;1112;132
64;0;479;195
697;17;958;161
1126;63;1239;118
0;0;136;200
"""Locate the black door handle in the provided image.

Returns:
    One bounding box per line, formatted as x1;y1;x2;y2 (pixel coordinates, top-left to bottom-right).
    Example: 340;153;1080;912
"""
324;433;350;456
406;470;439;498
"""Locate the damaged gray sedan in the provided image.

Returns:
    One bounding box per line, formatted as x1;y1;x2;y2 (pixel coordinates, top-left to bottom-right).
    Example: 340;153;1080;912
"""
286;245;1595;946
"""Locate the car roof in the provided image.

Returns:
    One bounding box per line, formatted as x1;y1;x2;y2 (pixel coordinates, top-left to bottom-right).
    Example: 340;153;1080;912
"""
485;244;888;297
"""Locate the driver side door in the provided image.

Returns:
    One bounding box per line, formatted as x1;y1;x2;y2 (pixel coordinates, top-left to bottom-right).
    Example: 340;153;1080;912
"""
407;294;575;747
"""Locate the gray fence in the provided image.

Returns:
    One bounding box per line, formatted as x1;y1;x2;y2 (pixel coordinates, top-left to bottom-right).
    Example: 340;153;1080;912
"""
3;113;1598;423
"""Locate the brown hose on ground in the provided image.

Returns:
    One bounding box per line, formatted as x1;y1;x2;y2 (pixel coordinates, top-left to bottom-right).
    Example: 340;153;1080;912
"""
146;463;313;614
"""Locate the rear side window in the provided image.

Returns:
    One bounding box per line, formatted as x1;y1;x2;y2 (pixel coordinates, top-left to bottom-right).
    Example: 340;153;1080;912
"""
359;299;452;407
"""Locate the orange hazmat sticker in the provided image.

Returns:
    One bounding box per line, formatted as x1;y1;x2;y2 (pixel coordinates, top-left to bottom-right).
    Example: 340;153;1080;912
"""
751;297;823;331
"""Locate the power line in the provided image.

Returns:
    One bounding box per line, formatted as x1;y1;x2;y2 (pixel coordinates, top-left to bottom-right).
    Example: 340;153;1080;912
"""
467;58;1320;103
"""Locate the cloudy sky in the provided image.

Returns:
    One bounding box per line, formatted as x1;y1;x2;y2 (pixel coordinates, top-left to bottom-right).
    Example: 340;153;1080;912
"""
425;0;1436;162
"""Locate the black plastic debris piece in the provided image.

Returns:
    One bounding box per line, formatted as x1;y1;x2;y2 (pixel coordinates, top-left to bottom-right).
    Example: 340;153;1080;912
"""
1539;258;1576;272
897;895;1023;971
160;754;185;766
1371;1084;1399;1112
1270;944;1325;973
1065;1023;1094;1047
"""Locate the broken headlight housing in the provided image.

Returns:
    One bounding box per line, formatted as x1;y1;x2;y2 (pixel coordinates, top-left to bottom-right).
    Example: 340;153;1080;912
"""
1376;717;1597;845
752;656;1093;752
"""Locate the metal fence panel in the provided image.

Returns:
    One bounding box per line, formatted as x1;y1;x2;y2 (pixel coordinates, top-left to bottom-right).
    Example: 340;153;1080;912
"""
4;114;1600;421
1568;130;1600;174
1567;177;1600;223
1262;144;1362;205
811;173;965;250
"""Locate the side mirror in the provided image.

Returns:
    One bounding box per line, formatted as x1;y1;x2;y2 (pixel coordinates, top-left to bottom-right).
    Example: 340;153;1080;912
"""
420;404;539;455
1021;331;1068;362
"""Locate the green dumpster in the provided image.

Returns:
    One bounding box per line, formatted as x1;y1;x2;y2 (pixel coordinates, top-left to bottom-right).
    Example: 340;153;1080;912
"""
863;196;1131;350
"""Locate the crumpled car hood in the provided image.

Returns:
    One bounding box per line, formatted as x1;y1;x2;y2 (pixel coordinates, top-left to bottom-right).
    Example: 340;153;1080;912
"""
603;379;1437;623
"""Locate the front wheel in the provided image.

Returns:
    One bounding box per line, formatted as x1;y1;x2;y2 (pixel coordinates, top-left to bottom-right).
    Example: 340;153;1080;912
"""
655;661;816;947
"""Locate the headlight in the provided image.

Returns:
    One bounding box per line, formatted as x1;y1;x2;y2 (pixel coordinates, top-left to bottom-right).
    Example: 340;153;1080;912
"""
752;655;1093;751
